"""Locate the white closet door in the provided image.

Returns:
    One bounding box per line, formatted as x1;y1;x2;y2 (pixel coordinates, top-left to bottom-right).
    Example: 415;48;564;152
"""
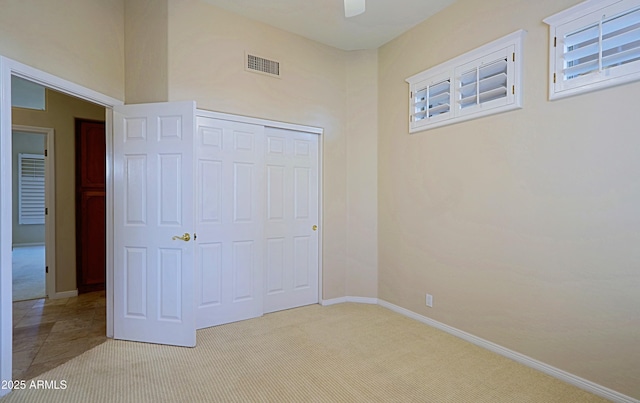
264;127;319;313
113;101;196;347
195;117;265;329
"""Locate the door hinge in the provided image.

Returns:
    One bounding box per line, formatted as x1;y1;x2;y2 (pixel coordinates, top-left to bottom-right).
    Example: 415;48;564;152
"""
554;37;557;47
553;73;557;83
45;149;48;157
410;91;413;99
512;52;515;62
46;266;48;274
45;207;48;215
512;85;515;95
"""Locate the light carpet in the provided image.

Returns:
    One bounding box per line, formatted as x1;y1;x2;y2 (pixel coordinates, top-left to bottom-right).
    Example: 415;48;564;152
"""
1;303;607;402
12;246;45;302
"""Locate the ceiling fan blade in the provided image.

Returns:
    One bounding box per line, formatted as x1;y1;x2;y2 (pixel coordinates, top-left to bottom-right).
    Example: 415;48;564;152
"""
344;0;365;18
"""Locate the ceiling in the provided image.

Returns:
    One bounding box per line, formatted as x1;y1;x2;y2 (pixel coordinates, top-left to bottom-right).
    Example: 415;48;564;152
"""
202;0;457;51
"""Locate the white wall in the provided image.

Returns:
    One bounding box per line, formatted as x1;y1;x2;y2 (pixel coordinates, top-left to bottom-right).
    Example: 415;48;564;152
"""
378;0;640;398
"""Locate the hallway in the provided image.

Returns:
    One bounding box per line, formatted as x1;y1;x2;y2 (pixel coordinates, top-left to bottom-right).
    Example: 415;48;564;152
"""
12;291;106;379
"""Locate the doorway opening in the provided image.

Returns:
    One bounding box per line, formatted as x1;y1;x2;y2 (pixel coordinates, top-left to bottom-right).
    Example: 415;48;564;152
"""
0;56;120;395
10;78;108;379
11;125;52;302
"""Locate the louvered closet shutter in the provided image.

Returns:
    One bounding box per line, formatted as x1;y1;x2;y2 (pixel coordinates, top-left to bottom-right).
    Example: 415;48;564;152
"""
19;153;45;225
555;1;640;93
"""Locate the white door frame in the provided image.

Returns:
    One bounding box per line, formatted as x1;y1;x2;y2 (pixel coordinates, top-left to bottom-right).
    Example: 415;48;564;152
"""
11;124;55;299
0;56;122;395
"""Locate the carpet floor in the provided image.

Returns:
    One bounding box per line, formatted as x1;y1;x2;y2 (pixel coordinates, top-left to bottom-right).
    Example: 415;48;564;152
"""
12;246;45;302
0;303;607;402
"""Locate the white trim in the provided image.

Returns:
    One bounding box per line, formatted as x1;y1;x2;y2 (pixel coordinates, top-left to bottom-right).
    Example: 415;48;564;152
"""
321;296;378;306
377;300;639;403
12;125;56;299
105;109;114;339
0;58;13;396
196;109;323;135
542;0;617;26
50;289;78;300
346;296;378;304
321;297;348;306
317;131;324;306
2;57;121;108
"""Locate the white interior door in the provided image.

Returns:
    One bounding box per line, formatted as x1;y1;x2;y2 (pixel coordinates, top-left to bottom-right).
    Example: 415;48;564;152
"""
113;101;196;347
264;127;319;313
195;116;265;329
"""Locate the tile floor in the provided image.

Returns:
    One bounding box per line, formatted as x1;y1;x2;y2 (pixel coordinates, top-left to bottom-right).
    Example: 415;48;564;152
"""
12;291;107;380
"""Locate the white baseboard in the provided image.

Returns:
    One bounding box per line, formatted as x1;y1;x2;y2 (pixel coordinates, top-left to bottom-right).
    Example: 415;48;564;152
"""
50;290;78;299
321;296;378;306
321;297;347;306
346;296;378;304
377;300;638;403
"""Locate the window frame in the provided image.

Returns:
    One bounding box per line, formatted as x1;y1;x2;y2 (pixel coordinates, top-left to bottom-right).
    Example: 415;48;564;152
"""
406;30;525;133
544;0;640;100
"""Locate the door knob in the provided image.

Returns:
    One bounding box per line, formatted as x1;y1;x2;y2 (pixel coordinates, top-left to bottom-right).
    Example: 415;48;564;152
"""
312;225;318;231
172;233;191;242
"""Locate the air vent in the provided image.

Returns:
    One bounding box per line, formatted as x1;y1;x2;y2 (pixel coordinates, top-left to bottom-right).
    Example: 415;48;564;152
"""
246;53;281;78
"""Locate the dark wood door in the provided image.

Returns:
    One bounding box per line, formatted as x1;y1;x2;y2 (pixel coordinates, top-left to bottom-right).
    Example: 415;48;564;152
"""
76;119;106;293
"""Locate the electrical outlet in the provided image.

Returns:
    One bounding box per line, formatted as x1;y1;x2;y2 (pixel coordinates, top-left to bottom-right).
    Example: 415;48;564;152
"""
425;293;433;308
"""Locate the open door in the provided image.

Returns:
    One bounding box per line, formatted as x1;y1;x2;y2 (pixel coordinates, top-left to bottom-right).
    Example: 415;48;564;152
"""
113;101;196;347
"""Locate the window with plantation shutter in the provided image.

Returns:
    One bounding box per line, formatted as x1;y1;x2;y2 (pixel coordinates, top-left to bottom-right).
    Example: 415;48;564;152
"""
545;0;640;99
411;72;453;128
455;48;514;118
406;30;524;133
18;153;45;225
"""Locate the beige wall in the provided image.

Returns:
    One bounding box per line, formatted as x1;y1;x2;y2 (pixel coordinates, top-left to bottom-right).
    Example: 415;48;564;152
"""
12;131;46;246
125;0;169;103
346;50;378;298
13;90;105;294
166;0;378;300
378;0;640;398
0;0;125;101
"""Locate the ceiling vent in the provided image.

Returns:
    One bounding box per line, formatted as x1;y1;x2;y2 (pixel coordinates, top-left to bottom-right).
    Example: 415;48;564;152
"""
246;53;281;78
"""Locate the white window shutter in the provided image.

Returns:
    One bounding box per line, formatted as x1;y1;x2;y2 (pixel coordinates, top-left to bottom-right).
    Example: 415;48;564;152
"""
410;71;453;131
456;47;514;118
18;153;45;225
406;30;524;133
545;0;640;99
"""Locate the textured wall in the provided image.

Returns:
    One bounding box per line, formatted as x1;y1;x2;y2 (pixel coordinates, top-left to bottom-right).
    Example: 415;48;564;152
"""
378;0;640;398
0;0;125;101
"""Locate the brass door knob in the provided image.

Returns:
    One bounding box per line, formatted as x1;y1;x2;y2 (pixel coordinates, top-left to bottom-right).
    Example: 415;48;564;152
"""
172;233;191;242
312;225;318;231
